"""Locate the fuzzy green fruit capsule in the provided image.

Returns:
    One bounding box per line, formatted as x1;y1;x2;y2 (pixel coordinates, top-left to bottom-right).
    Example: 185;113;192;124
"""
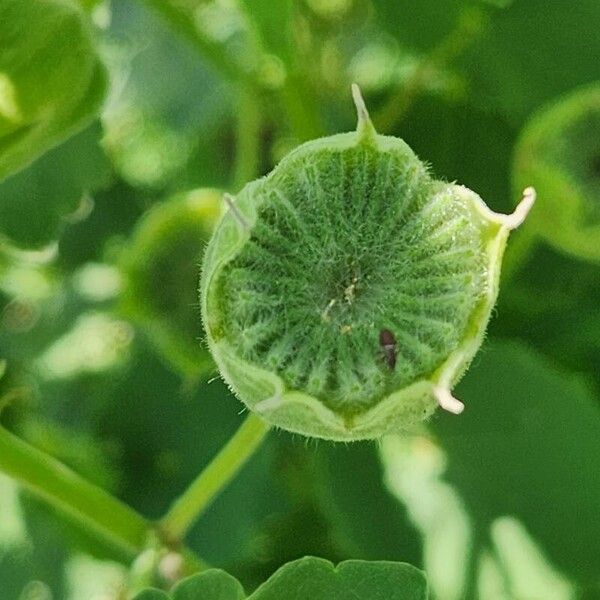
122;188;222;379
201;86;533;441
513;84;600;263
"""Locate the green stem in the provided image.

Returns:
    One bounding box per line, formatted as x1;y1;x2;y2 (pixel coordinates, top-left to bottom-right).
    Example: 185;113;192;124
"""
280;73;324;141
160;413;270;540
0;425;149;557
233;86;262;191
373;8;485;133
139;0;256;86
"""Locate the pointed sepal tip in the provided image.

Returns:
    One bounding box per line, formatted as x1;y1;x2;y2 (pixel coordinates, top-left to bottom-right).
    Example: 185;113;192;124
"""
351;83;377;141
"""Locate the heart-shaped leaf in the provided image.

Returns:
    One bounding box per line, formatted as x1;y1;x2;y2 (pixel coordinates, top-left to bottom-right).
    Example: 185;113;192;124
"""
133;557;427;600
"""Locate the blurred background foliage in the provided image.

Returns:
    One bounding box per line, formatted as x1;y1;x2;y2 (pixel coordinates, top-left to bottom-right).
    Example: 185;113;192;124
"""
0;0;599;598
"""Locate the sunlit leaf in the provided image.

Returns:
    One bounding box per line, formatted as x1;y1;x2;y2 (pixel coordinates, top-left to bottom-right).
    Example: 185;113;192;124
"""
370;0;471;51
432;340;600;587
102;0;234;190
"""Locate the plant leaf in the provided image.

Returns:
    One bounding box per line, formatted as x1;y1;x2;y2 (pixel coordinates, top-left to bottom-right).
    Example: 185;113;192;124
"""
0;0;106;181
310;442;422;563
173;569;245;600
119;189;221;379
431;340;600;586
239;0;293;63
370;0;467;51
133;558;427;599
0;122;111;248
462;0;600;123
134;591;170;600
251;557;427;600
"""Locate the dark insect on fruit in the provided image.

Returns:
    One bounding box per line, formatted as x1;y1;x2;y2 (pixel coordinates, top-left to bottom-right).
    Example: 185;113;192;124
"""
379;329;397;370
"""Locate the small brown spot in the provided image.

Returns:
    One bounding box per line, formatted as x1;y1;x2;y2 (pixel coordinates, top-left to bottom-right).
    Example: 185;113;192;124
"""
379;328;396;370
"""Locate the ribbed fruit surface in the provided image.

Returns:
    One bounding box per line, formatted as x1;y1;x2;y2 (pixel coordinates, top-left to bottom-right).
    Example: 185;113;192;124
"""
216;140;486;415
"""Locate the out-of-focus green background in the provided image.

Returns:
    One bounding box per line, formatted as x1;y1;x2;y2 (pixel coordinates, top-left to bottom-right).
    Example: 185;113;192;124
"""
1;0;599;598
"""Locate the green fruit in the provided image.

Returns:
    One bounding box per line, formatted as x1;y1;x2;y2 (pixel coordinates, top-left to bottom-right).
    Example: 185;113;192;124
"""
513;83;600;262
121;189;221;379
201;86;533;440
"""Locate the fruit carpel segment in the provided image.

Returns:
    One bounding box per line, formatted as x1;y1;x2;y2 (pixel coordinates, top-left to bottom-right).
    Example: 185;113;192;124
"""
215;144;488;417
201;87;535;440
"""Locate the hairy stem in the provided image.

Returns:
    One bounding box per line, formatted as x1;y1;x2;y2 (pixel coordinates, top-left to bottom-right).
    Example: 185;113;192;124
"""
160;413;270;540
0;425;149;557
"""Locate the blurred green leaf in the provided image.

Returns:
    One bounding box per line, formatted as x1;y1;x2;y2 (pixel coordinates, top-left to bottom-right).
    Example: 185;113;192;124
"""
495;244;600;382
511;83;600;262
396;95;516;215
102;0;234;190
462;0;600;123
311;443;422;564
119;189;221;379
0;122;112;248
187;434;287;571
239;0;323;139
57;180;145;270
0;489;70;600
240;0;293;63
371;0;470;51
135;591;170;600
380;426;474;600
431;340;600;588
139;0;260;86
52;340;287;572
0;0;106;181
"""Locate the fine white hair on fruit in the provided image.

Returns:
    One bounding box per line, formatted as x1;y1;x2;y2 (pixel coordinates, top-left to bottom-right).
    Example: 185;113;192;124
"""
200;85;534;441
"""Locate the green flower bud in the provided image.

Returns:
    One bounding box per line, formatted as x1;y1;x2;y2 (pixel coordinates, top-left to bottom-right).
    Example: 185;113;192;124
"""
513;84;600;263
201;86;533;440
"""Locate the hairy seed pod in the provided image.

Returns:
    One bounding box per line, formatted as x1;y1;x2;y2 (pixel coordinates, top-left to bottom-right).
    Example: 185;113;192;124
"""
513;84;600;263
201;86;533;441
121;189;221;378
